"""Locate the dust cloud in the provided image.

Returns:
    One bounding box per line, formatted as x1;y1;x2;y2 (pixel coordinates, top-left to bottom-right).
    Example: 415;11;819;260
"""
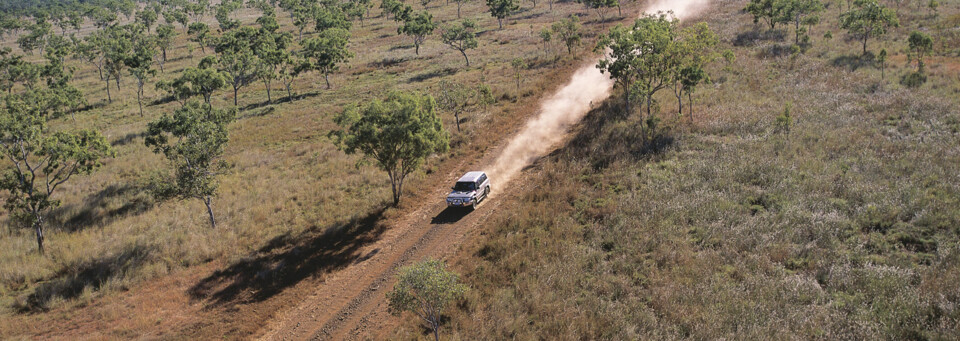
486;0;712;190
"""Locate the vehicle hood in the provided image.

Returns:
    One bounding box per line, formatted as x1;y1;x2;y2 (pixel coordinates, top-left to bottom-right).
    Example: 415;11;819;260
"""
447;190;476;199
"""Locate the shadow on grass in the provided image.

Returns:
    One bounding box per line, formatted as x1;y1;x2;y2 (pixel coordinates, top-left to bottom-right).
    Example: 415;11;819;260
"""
733;28;786;47
18;243;156;313
48;183;155;232
407;67;458;83
188;208;388;306
238;92;322;114
431;207;471;224
831;52;875;72
558;99;675;170
110;131;146;147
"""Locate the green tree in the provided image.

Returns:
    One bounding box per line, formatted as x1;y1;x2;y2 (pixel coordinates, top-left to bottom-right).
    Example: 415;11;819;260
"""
253;24;292;102
596;13;678;121
782;0;823;45
877;48;887;79
188;22;211;53
487;0;519;29
300;27;353;89
214;27;261;106
101;25;135;103
908;31;932;72
745;0;789;30
386;259;467;341
144;100;236;229
216;1;242;31
552;15;582;55
511;57;527;93
330;91;450;206
0;88;112;254
163;8;190;31
156;23;178;65
539;27;553;55
440;20;478;66
399;11;436;56
157;61;229;105
840;0;898;55
126;33;157;116
436;80;473;132
670;23;719;120
279;55;305;99
136;8;158;32
313;4;352;32
580;0;618;23
453;0;473;18
291;5;313;41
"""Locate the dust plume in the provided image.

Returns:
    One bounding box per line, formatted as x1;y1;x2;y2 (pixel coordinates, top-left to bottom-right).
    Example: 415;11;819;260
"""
486;0;711;189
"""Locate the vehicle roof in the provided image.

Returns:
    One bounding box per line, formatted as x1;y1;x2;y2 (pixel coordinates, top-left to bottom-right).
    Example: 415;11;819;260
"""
457;171;486;182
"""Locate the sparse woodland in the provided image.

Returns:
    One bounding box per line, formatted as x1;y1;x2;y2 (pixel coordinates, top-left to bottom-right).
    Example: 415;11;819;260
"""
0;0;958;339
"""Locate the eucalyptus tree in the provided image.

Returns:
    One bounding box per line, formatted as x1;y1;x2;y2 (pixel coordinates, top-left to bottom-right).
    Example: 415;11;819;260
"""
399;11;436;56
387;260;467;341
487;0;519;29
157;59;229;105
840;0;898;55
188;22;211;53
596;13;679;120
300;27;353;89
330;91;450;206
552;15;582;55
452;0;473;18
440;20;478;67
252;19;293;102
783;0;823;45
126;32;157;116
136;8;159;32
669;23;719;120
0;80;112;254
214;27;262;106
579;0;618;23
908;31;932;72
155;24;178;66
145;100;236;229
436;80;474;132
745;0;789;30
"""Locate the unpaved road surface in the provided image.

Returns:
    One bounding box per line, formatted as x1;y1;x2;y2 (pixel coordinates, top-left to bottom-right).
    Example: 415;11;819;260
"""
257;150;510;340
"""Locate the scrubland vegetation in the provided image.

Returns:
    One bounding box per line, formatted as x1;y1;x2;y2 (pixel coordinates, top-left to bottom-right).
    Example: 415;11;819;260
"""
0;0;640;337
1;0;959;337
429;0;960;339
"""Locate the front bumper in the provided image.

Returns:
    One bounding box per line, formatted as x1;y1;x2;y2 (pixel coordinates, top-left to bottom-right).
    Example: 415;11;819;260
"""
446;198;474;207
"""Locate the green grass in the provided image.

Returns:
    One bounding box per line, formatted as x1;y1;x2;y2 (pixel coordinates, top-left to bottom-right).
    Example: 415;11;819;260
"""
431;0;960;339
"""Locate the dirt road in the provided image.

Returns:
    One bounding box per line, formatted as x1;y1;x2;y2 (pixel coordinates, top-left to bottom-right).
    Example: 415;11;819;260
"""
257;154;509;340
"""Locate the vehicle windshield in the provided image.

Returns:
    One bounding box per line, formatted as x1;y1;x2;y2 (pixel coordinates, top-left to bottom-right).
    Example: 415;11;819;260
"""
453;181;476;192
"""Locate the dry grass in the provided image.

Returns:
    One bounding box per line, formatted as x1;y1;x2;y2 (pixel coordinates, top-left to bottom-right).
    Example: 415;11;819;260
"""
435;0;960;339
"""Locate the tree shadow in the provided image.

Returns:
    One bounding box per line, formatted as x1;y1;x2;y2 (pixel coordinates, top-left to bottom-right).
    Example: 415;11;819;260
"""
558;99;675;170
733;28;786;47
110;131;146;147
431;207;471;224
831;52;875;72
407;67;458;83
369;56;408;69
48;183;155;232
18;243;156;313
188;208;388;306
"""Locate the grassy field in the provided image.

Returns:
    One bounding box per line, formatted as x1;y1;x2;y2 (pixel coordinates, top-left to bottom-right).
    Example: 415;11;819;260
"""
421;0;960;339
0;0;645;337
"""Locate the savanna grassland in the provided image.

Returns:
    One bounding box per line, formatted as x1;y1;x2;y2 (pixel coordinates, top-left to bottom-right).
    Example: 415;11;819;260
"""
0;0;647;338
430;0;960;339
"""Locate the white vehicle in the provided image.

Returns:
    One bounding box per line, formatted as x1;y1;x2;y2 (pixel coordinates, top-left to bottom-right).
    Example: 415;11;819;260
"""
446;171;491;209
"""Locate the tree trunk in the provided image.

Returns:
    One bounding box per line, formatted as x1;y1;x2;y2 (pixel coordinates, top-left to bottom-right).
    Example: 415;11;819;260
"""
116;76;121;91
460;50;470;66
324;73;331;89
457;3;462;18
34;215;44;255
162;48;167;62
204;197;217;228
688;91;694;124
415;42;420;55
265;81;272;102
285;82;293;99
498;18;503;29
137;87;144;117
455;112;461;132
234;86;239;106
105;77;112;103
